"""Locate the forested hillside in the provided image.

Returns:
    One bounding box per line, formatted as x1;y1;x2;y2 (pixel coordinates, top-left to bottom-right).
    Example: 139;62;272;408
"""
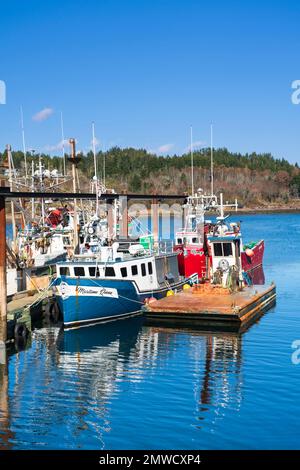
1;147;300;206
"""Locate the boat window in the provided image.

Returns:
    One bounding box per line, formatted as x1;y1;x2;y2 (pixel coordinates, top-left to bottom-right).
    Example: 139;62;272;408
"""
74;267;85;277
177;238;183;244
213;242;233;257
63;237;70;245
105;267;116;277
60;267;70;276
148;262;153;275
88;267;100;277
131;265;138;276
223;243;233;257
214;243;223;257
192;237;199;244
166;255;180;283
141;263;146;276
121;267;127;278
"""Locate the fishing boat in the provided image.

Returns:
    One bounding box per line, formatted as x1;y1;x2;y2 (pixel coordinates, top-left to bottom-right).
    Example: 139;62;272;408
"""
173;190;264;283
54;240;198;328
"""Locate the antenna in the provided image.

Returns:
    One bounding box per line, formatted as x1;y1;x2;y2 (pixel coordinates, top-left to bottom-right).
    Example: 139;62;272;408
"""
190;125;194;196
92;121;97;179
20;106;28;179
210;123;214;196
60;111;66;176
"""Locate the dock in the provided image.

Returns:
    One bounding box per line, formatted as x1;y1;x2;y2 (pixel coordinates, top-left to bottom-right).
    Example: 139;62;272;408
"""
144;283;276;332
6;289;55;344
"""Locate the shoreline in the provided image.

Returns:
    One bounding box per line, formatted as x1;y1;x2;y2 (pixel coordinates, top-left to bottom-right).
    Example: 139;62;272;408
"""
128;206;300;216
5;206;300;223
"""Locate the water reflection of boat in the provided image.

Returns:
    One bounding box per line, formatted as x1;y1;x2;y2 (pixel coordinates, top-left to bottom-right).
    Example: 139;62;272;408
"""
57;316;144;355
0;362;14;450
147;326;243;419
0;315;266;449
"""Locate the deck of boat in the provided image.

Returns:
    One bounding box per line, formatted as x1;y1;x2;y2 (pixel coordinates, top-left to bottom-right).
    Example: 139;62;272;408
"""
144;283;276;331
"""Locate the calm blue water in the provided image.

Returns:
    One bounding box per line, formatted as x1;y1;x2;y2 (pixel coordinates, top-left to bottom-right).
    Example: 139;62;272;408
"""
1;213;300;449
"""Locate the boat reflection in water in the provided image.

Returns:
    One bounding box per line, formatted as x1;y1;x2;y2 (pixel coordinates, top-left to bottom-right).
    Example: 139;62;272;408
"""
0;269;271;449
56;320;247;445
0;361;14;450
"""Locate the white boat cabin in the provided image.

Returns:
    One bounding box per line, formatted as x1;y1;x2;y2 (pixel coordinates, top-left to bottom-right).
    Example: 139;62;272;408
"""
56;251;181;293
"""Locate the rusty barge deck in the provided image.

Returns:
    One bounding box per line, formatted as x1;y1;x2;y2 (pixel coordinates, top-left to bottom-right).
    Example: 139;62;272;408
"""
144;283;276;332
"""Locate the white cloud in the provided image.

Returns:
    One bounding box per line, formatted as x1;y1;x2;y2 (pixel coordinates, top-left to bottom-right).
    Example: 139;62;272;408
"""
185;140;206;153
149;143;175;154
157;143;174;153
44;139;69;152
32;107;54;122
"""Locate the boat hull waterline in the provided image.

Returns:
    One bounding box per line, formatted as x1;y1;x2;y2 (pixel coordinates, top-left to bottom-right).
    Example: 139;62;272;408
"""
55;275;198;328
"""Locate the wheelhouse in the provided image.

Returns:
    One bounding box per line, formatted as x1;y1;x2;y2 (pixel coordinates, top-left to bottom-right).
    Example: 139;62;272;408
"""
208;235;241;275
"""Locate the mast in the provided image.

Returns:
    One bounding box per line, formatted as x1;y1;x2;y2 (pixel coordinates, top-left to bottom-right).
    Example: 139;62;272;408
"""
92;121;97;179
220;192;224;219
38;155;45;225
190;125;194;196
20;106;28;181
69;138;79;252
6;145;16;247
210;123;214;196
31;159;35;219
103;141;106;188
60;111;66;176
92;121;99;216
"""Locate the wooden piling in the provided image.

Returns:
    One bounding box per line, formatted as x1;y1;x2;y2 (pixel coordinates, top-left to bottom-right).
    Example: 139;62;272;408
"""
0;194;7;348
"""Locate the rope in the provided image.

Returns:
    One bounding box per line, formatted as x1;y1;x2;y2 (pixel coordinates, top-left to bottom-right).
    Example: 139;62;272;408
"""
87;276;145;305
24;276;56;310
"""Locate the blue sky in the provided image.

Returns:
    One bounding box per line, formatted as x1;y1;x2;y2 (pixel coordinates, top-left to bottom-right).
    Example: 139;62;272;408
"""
1;0;300;162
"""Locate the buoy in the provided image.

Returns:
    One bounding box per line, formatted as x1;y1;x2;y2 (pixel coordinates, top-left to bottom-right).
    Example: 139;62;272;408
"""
166;290;174;297
183;284;191;290
245;248;254;257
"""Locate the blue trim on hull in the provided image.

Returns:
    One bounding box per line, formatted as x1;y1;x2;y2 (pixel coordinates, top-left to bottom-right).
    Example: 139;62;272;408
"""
56;278;141;326
55;275;196;328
